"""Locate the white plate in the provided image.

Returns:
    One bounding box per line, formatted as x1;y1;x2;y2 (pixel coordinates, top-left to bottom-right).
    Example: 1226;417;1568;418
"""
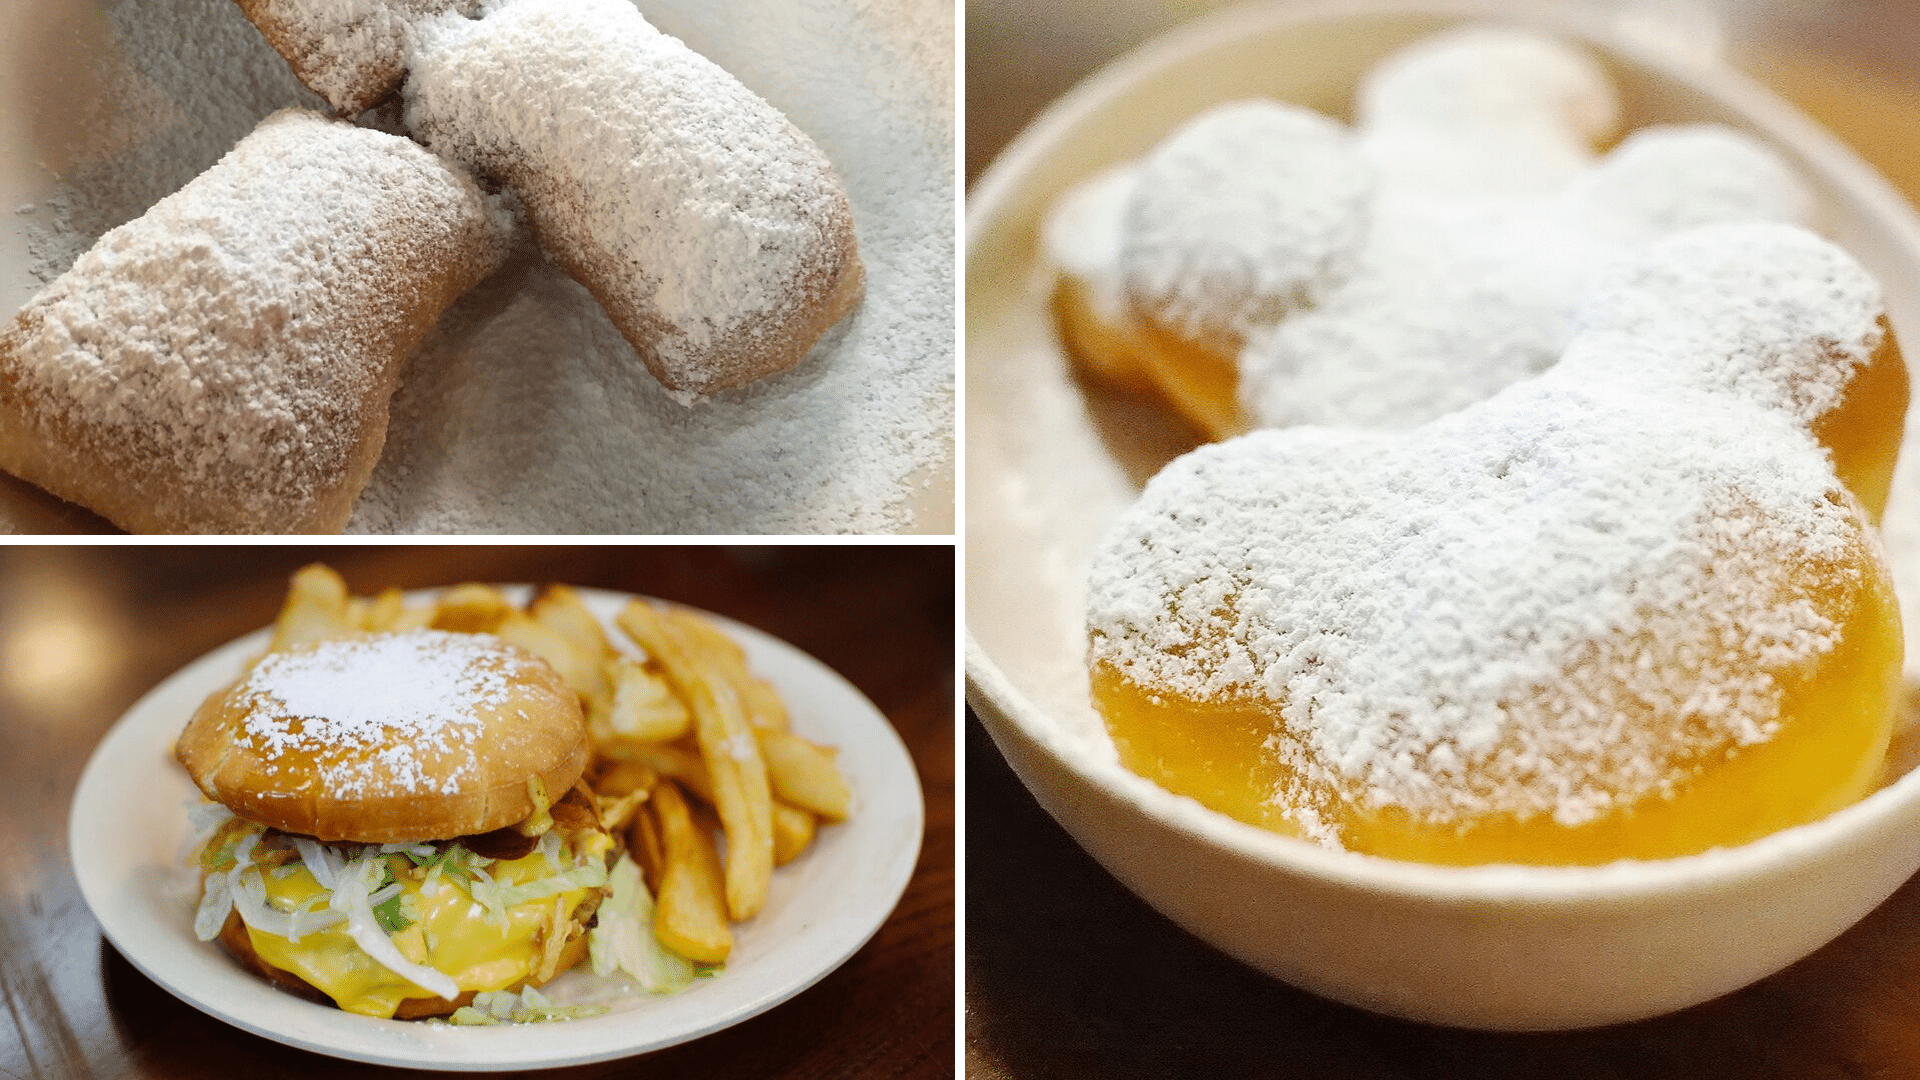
68;587;924;1070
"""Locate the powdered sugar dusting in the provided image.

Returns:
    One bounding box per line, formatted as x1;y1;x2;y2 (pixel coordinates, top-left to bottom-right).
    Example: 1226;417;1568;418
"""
1239;124;1812;429
1088;225;1883;837
1356;24;1619;196
1042;165;1137;324
237;631;525;798
7;0;951;534
1121;101;1373;351
0;108;509;533
236;0;478;115
405;0;862;395
1045;25;1812;438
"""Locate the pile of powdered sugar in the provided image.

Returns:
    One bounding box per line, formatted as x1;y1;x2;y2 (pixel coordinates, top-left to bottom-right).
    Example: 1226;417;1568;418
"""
6;0;951;533
1087;225;1884;839
236;631;521;798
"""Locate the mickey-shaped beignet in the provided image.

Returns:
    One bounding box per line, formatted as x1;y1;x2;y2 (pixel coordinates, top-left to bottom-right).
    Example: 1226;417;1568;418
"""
1086;224;1904;866
1044;28;1903;498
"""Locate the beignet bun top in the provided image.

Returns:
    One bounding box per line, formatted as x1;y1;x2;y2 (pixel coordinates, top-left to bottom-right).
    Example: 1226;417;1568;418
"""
178;630;588;843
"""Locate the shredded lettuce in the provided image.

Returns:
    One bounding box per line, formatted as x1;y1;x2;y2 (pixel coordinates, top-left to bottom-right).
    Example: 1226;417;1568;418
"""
182;800;237;864
369;859;414;933
193;869;232;942
371;893;411;933
199;820;266;873
473;861;608;917
403;843;489;886
444;986;607;1025
588;855;694;994
197;822;346;944
192;818;613;1010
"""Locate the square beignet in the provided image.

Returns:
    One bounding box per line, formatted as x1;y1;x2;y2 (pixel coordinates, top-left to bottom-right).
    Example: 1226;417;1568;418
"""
233;0;481;116
405;0;864;397
0;109;510;533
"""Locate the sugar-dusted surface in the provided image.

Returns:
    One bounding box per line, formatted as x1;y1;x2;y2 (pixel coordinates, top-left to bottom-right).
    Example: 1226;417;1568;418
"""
406;0;862;397
1239;123;1812;428
234;0;478;115
234;631;523;799
1355;24;1619;195
1121;101;1373;350
0;108;508;533
1043;25;1813;434
1088;225;1887;831
1043;165;1137;324
3;0;952;534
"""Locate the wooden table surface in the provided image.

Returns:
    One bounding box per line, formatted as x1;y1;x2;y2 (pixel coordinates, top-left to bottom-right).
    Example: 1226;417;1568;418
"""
966;4;1920;1077
0;545;954;1079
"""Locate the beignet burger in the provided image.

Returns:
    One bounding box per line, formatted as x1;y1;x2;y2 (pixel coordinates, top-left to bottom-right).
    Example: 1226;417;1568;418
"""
177;630;613;1019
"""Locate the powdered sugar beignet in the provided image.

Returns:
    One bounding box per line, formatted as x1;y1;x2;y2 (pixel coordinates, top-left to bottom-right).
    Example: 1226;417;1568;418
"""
1042;25;1910;497
1087;224;1903;866
0;109;510;534
233;0;481;116
405;0;864;397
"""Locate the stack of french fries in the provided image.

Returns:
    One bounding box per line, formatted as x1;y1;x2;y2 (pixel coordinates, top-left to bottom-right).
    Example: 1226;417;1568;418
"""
266;564;853;966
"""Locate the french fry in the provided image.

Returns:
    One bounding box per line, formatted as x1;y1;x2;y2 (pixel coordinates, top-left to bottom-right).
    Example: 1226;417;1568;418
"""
668;610;788;731
598;740;713;804
740;677;790;733
269;563;354;651
650;781;733;963
591;760;660;798
757;729;852;821
628;801;667;895
618;600;774;921
595;788;649;834
359;586;433;633
528;585;613;705
772;802;816;865
530;585;613;658
595;658;691;744
493;611;605;705
360;587;400;632
430;582;515;633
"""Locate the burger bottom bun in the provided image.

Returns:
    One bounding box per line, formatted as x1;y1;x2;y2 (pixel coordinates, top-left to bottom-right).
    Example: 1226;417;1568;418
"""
216;908;593;1019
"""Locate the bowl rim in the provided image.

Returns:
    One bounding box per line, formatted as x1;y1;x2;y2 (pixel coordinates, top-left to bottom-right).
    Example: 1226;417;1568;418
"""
965;0;1920;907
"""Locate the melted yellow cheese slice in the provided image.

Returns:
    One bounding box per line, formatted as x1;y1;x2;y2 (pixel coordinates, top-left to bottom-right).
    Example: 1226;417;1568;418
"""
246;831;613;1018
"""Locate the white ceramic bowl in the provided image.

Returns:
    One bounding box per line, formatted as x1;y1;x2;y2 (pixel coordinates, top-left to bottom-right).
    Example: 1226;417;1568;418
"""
966;0;1920;1032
